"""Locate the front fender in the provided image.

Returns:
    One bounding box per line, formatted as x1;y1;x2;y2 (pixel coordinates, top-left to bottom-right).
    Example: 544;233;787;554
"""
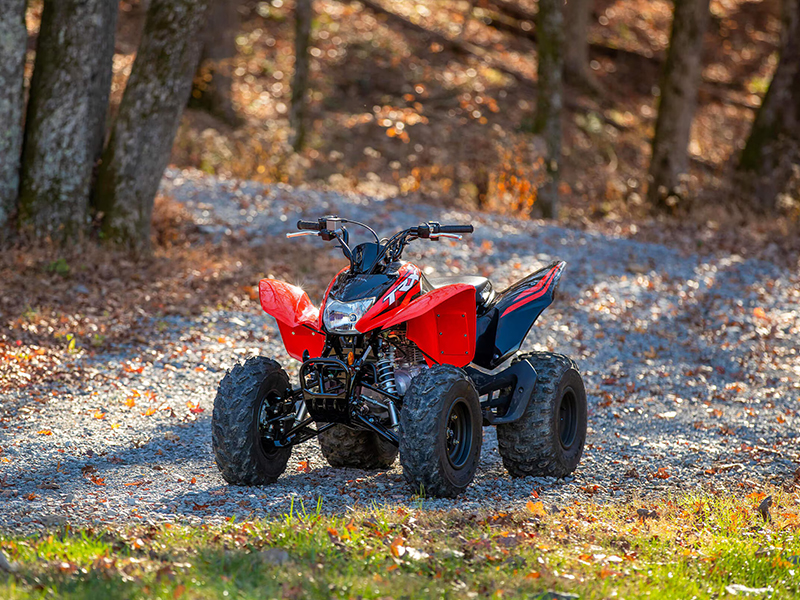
258;279;324;361
390;284;477;367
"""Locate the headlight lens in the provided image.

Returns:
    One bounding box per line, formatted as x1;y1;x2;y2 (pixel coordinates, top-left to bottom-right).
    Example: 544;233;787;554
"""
322;297;375;334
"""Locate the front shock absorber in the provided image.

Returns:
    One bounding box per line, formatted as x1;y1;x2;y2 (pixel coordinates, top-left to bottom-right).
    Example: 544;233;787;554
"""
376;345;398;394
376;344;400;427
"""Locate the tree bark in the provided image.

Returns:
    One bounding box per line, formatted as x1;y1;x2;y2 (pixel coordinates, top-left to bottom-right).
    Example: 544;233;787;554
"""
290;0;313;151
563;0;598;91
737;0;800;210
0;0;27;240
531;0;563;220
646;0;710;212
95;0;211;251
190;0;240;125
17;0;118;242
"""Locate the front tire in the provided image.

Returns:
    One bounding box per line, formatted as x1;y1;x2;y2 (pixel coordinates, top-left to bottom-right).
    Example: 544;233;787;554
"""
317;425;398;469
400;365;482;498
496;352;587;478
212;356;293;485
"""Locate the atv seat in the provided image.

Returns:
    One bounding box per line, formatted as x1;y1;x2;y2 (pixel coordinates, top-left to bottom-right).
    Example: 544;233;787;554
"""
427;275;495;308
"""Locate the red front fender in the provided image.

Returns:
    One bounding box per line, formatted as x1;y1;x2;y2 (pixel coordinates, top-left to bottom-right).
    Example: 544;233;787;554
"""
386;284;477;367
259;279;325;361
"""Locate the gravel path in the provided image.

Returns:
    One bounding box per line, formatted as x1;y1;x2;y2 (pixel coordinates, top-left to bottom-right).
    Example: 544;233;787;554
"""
2;168;799;531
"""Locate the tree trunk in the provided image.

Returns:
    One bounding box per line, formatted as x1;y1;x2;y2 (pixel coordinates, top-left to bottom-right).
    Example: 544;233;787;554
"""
563;0;598;91
737;0;800;210
94;0;211;251
290;0;312;151
0;0;27;240
17;0;118;242
646;0;710;212
531;0;563;220
190;0;240;125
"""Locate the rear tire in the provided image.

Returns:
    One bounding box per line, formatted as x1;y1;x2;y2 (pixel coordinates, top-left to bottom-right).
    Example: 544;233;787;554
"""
317;425;398;469
400;365;482;498
496;352;587;478
212;356;293;485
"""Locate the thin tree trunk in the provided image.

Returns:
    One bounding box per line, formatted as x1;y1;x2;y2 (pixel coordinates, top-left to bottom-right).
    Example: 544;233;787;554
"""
191;0;240;125
646;0;710;212
290;0;312;151
737;0;800;211
531;0;563;220
17;0;118;242
563;0;598;91
0;0;27;240
94;0;211;252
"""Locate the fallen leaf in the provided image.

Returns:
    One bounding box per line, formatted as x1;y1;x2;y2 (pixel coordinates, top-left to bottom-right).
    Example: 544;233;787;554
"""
93;410;106;420
37;429;53;435
753;307;768;321
186;401;204;414
297;460;311;473
526;500;546;517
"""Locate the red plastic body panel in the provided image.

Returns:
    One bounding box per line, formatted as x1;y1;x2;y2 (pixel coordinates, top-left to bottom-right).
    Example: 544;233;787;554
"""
355;263;422;333
387;284;477;367
406;286;477;367
259;279;325;361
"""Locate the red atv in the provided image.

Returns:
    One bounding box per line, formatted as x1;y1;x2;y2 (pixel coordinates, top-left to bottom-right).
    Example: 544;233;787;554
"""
212;217;586;497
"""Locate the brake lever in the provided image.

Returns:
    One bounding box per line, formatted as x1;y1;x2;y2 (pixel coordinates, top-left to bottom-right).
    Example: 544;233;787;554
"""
431;233;463;240
286;231;318;238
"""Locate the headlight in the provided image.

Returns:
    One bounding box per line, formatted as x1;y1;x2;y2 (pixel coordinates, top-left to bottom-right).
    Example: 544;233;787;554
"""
322;297;375;334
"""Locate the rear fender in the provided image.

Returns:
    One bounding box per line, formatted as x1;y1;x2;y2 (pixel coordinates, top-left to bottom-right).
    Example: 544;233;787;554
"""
473;262;565;369
387;284;477;367
258;279;325;361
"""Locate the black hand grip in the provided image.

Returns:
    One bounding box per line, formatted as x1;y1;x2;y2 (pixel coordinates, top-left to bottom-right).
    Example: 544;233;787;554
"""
297;219;321;231
439;225;474;234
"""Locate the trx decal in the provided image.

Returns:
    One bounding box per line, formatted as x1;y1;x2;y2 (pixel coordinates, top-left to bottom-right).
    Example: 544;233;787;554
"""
383;270;420;306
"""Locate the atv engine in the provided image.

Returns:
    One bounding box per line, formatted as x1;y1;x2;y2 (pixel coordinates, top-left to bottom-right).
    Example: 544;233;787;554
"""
391;337;429;396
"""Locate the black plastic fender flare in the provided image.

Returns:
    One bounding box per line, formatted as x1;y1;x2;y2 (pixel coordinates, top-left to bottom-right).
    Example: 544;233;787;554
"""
465;358;538;425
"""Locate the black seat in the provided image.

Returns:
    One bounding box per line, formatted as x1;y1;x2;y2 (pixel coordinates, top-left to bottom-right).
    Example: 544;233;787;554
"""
427;275;495;309
427;275;490;295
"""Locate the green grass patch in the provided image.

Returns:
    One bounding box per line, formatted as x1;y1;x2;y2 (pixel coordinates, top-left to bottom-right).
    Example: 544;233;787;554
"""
2;492;800;599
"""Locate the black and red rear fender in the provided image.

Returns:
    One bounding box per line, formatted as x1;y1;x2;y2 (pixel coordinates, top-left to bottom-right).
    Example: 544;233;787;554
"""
473;261;565;369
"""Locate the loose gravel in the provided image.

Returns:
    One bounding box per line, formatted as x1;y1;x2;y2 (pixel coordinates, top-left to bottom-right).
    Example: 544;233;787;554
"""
2;168;799;531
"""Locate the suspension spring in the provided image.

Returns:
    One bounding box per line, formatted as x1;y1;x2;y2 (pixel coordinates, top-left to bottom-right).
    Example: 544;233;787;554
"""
376;345;398;395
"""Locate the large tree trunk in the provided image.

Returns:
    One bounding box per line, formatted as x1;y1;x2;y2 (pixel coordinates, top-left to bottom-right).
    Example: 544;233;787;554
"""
95;0;211;252
737;0;800;211
190;0;240;125
18;0;118;242
290;0;312;151
563;0;598;91
646;0;710;212
0;0;27;240
531;0;563;220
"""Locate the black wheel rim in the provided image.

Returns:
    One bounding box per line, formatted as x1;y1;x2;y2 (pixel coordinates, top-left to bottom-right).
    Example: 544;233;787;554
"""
445;398;473;469
558;386;578;450
257;388;284;458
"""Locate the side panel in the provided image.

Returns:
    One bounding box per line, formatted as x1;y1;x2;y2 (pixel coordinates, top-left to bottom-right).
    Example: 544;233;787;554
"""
403;286;477;367
259;279;325;360
473;262;565;369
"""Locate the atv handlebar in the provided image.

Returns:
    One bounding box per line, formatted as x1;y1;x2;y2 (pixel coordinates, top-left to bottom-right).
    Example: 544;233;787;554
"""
288;216;474;272
297;219;323;231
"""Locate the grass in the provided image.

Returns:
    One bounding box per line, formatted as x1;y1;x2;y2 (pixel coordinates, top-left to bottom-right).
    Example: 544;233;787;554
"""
2;491;800;599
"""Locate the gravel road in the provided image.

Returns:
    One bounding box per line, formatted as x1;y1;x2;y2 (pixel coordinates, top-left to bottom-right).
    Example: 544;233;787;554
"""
2;168;799;531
